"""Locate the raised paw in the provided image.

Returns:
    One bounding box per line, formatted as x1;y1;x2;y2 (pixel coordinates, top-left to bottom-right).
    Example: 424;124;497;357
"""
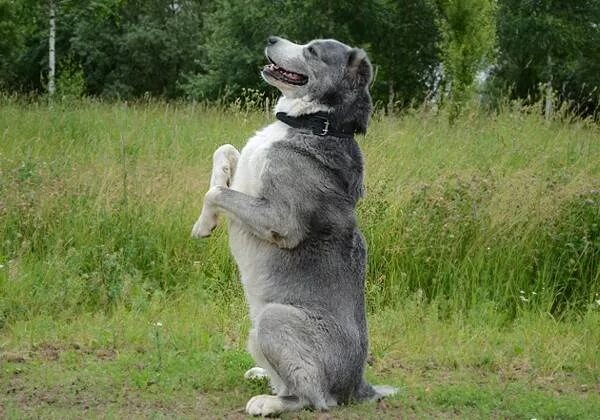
210;144;240;188
210;161;232;188
244;367;268;380
191;188;223;238
191;210;218;238
245;395;283;417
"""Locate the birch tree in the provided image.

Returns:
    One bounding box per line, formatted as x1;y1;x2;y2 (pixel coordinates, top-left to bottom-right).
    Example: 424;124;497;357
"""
48;0;56;97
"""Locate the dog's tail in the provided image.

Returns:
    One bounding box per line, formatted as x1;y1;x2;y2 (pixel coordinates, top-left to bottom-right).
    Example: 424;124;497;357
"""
356;380;398;402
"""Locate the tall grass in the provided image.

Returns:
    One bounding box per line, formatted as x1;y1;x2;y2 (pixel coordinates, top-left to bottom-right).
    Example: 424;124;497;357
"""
361;106;599;316
0;98;598;329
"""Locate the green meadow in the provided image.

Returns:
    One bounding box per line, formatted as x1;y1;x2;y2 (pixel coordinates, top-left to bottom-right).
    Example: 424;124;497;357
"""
1;98;599;418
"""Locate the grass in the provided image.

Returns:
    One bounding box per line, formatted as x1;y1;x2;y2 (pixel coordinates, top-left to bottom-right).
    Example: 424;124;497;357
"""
0;97;599;418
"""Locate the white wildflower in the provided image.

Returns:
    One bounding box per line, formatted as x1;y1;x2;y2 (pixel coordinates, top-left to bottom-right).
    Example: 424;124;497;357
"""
520;296;529;302
153;322;163;327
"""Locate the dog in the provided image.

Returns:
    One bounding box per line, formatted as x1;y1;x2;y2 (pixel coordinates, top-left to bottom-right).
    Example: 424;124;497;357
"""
192;36;396;416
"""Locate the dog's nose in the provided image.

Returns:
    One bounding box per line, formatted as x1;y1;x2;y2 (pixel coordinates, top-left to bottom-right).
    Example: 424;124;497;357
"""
267;36;279;46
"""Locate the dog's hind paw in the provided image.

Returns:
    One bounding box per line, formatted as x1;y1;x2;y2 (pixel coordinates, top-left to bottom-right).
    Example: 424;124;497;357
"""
246;395;307;416
244;367;268;380
245;395;283;416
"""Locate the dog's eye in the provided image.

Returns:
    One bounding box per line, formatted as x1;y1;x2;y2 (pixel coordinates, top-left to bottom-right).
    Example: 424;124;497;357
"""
307;46;317;56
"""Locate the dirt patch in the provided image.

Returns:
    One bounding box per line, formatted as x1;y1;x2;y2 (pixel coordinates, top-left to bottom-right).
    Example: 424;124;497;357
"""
95;349;117;360
1;351;27;363
35;343;60;361
4;342;120;363
4;375;185;417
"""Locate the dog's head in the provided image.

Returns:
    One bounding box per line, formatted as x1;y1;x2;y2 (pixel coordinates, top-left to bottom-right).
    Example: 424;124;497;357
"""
262;36;373;134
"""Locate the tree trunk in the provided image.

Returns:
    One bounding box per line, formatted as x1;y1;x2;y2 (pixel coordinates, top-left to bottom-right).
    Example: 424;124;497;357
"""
544;82;554;120
544;54;553;120
387;78;395;114
48;0;56;97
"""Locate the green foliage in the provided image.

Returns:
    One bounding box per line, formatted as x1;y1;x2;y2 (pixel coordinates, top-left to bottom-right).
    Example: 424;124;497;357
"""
436;0;496;119
181;0;369;101
56;55;86;99
368;0;440;109
0;0;22;88
182;0;441;107
180;0;276;101
0;0;209;98
67;0;209;98
0;0;442;107
0;0;47;92
492;0;600;114
542;191;600;312
1;0;598;113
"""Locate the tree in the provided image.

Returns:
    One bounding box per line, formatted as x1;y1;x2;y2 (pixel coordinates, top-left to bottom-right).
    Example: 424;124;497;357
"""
181;0;367;102
436;0;496;119
48;0;56;96
182;0;441;109
0;0;22;89
492;0;600;115
0;0;209;98
68;0;209;98
0;0;47;92
369;0;440;111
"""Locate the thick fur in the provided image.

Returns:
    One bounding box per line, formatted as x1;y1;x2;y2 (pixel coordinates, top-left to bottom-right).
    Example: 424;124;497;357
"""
192;37;396;416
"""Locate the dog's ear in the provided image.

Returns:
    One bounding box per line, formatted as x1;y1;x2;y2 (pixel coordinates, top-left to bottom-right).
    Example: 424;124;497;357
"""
347;48;372;87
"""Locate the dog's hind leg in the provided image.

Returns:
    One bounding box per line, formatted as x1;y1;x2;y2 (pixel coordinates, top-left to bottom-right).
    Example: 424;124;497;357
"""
246;328;289;396
245;304;332;416
191;144;239;238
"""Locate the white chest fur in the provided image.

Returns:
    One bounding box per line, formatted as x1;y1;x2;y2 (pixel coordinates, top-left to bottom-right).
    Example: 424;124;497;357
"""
230;121;288;195
228;121;288;322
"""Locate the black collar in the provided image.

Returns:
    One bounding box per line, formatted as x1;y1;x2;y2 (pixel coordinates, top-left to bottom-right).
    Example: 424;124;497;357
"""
275;111;354;138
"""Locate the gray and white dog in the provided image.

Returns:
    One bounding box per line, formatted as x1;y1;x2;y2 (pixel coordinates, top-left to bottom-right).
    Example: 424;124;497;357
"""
192;36;396;416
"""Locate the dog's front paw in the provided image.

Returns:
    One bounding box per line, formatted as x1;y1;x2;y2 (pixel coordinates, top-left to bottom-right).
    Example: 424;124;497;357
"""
210;144;239;188
191;188;224;238
210;159;232;188
191;211;218;238
245;395;283;417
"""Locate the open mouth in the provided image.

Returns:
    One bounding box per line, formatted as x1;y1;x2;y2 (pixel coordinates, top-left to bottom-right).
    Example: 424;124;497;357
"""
263;57;308;86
